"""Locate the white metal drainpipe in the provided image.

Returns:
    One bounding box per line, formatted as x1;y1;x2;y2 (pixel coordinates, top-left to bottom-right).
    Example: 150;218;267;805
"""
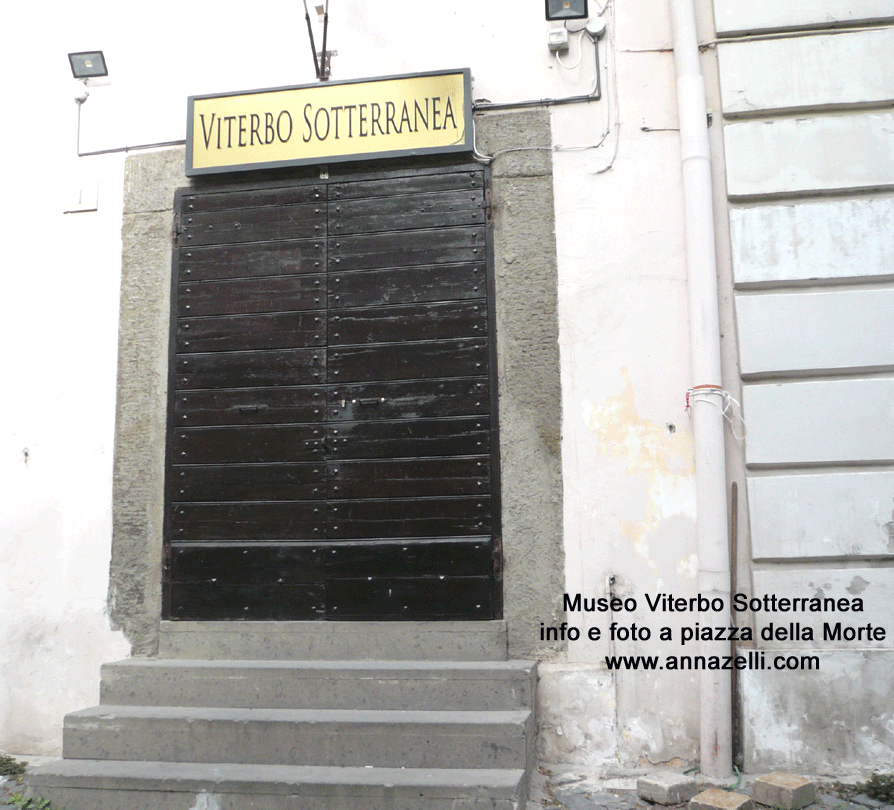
669;0;733;779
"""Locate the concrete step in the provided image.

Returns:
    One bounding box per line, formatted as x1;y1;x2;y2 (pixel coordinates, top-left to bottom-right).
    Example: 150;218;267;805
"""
100;658;537;711
28;759;527;810
158;620;508;661
63;705;534;770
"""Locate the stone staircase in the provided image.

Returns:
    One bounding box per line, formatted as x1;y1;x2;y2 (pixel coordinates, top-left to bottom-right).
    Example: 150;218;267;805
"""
28;621;536;809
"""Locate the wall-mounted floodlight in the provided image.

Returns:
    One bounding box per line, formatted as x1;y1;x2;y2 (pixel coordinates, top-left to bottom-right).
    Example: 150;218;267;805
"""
68;51;108;79
545;0;588;20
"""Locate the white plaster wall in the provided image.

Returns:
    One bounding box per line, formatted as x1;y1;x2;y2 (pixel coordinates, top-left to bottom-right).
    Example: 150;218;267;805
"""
743;379;894;467
717;28;894;117
749;567;894;650
725;111;894;199
730;196;894;287
717;0;894;773
749;471;894;559
545;0;708;769
712;0;894;36
1;12;136;754
736;289;894;377
741;652;894;773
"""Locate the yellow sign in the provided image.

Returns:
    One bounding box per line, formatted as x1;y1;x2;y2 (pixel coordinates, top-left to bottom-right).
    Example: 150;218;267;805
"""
186;69;472;176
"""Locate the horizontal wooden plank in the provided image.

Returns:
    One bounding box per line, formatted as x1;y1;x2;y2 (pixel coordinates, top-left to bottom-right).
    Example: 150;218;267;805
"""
327;416;490;460
328;496;490;539
329;226;485;272
174;425;324;464
730;196;894;287
170;463;325;503
175;349;324;390
328;263;486;308
329;301;486;346
330;339;487;383
168;538;492;582
181;203;326;246
182;185;324;213
167;583;325;620
176;387;324;427
326;576;493;619
169;544;326;584
178;275;326;317
171;502;325;541
331;189;484;235
743;378;894;466
330;170;484;200
178;311;325;353
737;288;894;377
748;470;894;559
324;538;492;578
328;378;489;422
328;457;490;499
179;240;325;281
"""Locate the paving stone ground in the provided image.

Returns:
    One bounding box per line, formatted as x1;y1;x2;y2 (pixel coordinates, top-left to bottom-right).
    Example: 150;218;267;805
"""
2;764;893;810
530;767;894;810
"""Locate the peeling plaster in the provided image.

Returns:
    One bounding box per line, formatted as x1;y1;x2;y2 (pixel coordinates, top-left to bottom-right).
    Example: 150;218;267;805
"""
886;499;894;551
582;369;696;576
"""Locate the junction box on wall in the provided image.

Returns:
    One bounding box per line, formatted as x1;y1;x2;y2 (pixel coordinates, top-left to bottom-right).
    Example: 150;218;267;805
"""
548;27;570;51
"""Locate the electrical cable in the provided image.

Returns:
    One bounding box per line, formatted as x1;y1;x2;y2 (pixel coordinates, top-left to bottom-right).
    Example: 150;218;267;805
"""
590;0;620;175
555;30;587;70
472;0;618;165
472;32;600;112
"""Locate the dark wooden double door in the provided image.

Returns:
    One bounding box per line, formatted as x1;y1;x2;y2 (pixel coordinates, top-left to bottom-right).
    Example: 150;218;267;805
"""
163;162;500;621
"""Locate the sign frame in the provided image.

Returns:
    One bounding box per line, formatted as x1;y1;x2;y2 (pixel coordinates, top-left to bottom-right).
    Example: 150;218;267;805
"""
185;68;473;177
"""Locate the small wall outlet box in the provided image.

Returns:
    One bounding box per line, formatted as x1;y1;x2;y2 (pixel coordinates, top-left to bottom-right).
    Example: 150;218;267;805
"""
548;27;569;52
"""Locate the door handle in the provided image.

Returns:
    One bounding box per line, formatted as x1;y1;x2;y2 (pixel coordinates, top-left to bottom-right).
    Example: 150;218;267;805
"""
351;397;386;406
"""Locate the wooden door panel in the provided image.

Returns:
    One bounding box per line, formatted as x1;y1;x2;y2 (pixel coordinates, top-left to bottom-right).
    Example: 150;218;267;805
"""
329;302;486;346
176;349;324;389
326;417;489;460
170;538;490;582
170;463;325;502
166;165;498;621
179;312;325;353
328;263;485;309
182;185;323;213
328;226;485;272
327;379;488;422
324;538;492;577
330;189;484;235
172;502;325;541
180;240;325;281
170;545;327;584
330;170;483;200
178;276;325;317
174;425;324;464
176;387;324;427
181;203;326;245
329;340;487;383
328;497;490;539
168;584;325;620
327;457;489;499
326;577;493;619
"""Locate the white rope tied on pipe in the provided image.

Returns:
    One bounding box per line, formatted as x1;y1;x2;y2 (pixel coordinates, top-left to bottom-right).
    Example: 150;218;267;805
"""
686;385;746;441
